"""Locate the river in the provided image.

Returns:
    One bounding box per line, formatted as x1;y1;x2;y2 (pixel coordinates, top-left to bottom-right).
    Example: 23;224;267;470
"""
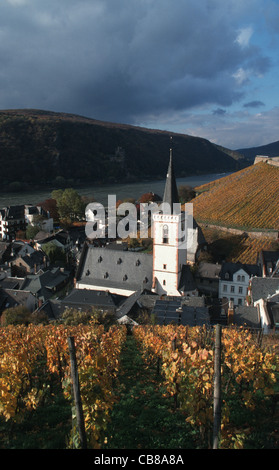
0;172;230;208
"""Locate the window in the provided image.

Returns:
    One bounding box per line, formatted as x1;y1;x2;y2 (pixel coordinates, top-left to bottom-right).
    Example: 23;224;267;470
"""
237;275;241;281
163;264;167;269
241;275;245;282
163;280;166;286
230;285;235;293
238;298;242;305
162;225;169;244
223;284;227;292
225;273;229;280
238;286;243;294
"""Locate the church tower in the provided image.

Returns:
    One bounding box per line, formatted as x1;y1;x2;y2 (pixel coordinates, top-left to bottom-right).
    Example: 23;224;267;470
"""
152;144;187;296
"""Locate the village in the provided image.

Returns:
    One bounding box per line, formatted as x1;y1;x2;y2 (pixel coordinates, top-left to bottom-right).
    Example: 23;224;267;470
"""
0;152;278;335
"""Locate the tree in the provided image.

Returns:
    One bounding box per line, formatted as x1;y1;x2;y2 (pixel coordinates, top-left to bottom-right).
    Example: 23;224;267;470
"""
178;185;196;203
51;188;86;222
139;192;161;203
37;198;59;221
42;241;67;266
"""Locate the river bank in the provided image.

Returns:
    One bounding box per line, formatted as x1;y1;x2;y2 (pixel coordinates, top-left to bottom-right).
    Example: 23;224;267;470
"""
0;172;231;208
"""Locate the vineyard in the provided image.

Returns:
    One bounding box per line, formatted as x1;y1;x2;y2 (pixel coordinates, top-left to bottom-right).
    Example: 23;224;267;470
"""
192;161;279;230
0;322;278;449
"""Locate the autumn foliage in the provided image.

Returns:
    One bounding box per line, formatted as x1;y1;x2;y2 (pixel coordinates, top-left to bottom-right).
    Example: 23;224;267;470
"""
192;162;279;230
133;324;279;448
0;323;126;448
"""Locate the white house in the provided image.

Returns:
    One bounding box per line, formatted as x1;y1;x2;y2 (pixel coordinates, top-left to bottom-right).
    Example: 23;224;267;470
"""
219;262;261;306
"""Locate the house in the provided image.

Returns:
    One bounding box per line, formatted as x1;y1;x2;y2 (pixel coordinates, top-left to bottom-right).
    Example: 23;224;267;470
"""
59;288;122;315
25;204;53;233
0;242;10;264
0;288;37;315
11;250;48;276
219;262;261;306
76;244;153;296
151;297;210;326
195;262;221;297
0;205;26;241
20;267;71;302
249;277;279;333
257;250;279;277
34;229;72;252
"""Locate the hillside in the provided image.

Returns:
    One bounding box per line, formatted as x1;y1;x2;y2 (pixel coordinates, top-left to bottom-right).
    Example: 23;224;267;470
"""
237;140;279;161
0;109;247;192
192;161;279;231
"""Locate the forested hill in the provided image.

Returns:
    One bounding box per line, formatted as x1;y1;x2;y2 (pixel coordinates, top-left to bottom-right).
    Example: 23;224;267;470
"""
0;109;248;192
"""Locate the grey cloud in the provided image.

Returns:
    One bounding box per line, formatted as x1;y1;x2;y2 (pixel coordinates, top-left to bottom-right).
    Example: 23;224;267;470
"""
243;101;265;108
0;0;272;126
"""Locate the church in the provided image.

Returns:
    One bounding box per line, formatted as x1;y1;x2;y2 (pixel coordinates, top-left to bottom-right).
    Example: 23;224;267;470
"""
75;148;204;298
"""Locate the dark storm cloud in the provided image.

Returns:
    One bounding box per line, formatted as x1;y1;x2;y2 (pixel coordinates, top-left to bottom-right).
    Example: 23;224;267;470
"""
0;0;271;125
243;100;265;108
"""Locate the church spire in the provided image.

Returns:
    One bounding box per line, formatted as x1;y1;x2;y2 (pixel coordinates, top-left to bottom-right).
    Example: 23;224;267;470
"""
162;139;179;213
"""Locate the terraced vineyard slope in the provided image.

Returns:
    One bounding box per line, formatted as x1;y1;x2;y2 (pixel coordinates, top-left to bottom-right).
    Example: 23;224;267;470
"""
192;161;279;231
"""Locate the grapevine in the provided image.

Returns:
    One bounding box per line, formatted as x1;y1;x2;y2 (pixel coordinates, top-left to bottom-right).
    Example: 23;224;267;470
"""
133;324;278;448
0;323;126;448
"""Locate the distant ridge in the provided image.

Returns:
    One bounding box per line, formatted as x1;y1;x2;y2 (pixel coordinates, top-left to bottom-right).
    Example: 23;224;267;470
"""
0;109;247;192
192;161;279;231
237;140;279;161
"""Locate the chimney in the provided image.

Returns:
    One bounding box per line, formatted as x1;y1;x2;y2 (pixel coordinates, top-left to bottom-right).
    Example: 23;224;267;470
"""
228;300;234;325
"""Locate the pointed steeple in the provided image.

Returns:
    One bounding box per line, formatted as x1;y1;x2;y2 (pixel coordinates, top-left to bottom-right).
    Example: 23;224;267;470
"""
163;141;179;213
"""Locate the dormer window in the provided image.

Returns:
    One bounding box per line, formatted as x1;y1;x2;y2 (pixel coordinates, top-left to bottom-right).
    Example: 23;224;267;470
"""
123;274;128;281
98;256;102;263
117;258;122;264
136;259;140;266
104;272;109;278
225;273;229;280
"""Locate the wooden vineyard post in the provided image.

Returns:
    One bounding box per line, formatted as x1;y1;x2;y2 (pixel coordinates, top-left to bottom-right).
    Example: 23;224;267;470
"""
67;336;87;449
213;324;222;449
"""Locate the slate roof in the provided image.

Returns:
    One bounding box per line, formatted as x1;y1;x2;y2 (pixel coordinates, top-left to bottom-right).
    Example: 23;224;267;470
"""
60;288;121;312
162;149;180;214
197;262;222;279
266;302;279;328
0;288;35;312
152;298;209;326
258;250;279;277
233;305;260;329
220;262;261;281
178;265;197;292
250;277;279;303
16;250;46;269
20;268;70;301
77;245;153;293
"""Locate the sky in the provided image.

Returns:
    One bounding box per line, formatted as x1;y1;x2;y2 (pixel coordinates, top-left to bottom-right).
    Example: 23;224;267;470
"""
1;0;279;150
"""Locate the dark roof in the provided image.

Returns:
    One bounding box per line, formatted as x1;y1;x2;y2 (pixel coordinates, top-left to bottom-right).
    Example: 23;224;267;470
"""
197;262;222;279
60;288;121;311
250;277;279;303
0;205;25;220
77;246;153;293
152;298;209;326
20;268;70;301
258;250;279;277
16;250;46;268
178;265;197;292
233;305;260;329
220;262;260;281
0;288;34;312
0;276;25;290
266;302;279;328
162;149;179;214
